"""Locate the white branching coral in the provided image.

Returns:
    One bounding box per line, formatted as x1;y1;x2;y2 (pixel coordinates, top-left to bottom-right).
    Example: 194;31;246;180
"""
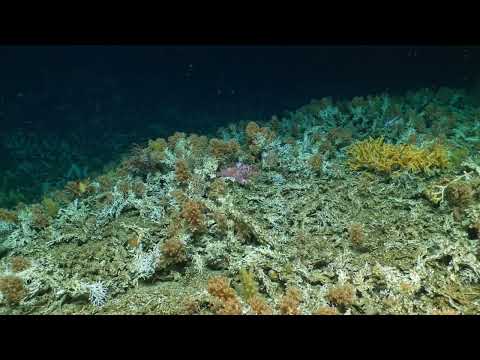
84;281;108;307
4;209;35;249
131;244;161;281
0;220;16;233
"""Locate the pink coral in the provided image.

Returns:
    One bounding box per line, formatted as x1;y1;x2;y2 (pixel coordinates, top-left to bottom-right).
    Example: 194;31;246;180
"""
217;162;258;185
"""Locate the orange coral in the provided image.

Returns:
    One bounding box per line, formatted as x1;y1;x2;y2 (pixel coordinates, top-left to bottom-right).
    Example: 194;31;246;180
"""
279;287;302;315
207;276;242;315
181;199;205;233
248;295;272;315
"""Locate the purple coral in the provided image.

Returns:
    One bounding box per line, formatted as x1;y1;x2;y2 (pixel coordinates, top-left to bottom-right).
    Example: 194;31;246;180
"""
217;162;258;185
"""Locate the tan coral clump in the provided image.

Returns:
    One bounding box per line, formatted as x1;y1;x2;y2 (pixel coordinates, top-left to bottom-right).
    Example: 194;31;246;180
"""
0;275;26;305
0;208;18;224
175;159;192;184
147;138;168;162
245;121;276;158
10;256;31;273
327;284;356;308
208;178;227;200
65;178;93;198
279;287;302;315
161;237;187;264
309;153;323;175
313;306;338;315
208;138;240;162
168;132;186;149
348;223;364;248
30;204;50;230
188;134;209;157
212;211;229;235
445;181;474;208
207;276;242;315
181;199;206;233
248;295;272;315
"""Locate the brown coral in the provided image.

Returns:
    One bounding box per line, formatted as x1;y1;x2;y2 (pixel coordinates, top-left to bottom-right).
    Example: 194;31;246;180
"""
188;134;209;157
147;138;168;162
348;223;364;248
181;199;205;233
208;276;237;301
208;178;227;200
212;211;229;235
279;287;302;315
327;284;355;308
313;306;338;315
245;121;275;158
207;276;242;315
208;138;240;162
0;275;26;305
217;298;243;315
445;181;474;208
0;208;18;223
168;132;186;149
309;153;323;174
65;179;93;198
248;295;272;315
30;205;50;230
10;256;31;273
162;238;187;264
175;159;192;184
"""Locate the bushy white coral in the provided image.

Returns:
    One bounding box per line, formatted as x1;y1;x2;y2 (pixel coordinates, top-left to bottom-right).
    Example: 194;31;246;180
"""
3;209;36;249
131;244;161;281
0;220;16;233
84;281;108;307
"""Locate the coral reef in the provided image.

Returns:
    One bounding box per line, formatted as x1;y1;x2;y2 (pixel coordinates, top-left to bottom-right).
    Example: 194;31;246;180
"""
2;87;480;315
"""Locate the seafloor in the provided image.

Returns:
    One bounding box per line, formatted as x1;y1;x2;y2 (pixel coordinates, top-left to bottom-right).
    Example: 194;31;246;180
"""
1;87;480;315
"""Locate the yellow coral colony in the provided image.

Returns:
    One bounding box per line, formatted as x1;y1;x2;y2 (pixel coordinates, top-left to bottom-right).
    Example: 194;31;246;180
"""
347;137;449;174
